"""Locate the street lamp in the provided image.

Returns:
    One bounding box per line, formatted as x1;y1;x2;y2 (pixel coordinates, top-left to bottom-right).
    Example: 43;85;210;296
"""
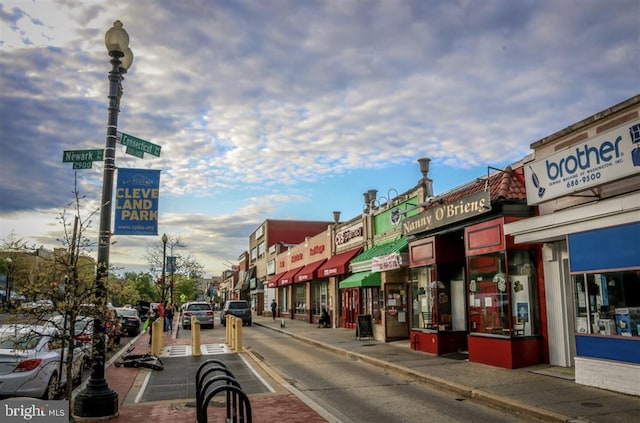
74;20;133;419
418;157;433;202
4;258;12;310
162;233;168;303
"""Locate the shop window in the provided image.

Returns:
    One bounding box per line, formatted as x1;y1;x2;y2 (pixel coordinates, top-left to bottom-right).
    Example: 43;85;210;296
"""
412;265;465;331
279;286;289;313
468;250;539;337
573;270;640;337
294;285;306;314
311;281;329;315
361;287;381;322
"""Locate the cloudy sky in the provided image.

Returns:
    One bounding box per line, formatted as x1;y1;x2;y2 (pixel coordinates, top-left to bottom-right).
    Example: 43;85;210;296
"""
1;0;638;278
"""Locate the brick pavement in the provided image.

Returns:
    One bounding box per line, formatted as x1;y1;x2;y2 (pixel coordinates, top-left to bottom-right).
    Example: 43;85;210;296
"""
73;326;328;423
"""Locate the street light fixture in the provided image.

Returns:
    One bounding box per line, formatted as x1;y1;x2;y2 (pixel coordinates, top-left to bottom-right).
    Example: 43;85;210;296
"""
74;20;133;419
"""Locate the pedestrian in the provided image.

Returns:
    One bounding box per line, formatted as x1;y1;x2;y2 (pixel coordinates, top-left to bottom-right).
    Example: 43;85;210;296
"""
270;299;277;321
318;307;330;328
165;303;174;332
148;308;159;345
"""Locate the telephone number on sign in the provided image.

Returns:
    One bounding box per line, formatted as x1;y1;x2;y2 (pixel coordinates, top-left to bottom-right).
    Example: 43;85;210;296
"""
566;172;601;188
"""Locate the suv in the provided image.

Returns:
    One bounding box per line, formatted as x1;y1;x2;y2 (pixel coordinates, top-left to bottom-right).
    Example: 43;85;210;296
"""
221;300;252;326
182;301;215;329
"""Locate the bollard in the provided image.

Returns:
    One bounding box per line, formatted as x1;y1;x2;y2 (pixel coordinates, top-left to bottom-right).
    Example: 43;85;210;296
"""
234;317;243;352
191;316;201;356
225;315;232;346
151;317;164;356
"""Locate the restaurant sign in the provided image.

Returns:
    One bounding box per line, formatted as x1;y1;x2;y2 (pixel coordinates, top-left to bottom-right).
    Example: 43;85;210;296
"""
402;191;491;236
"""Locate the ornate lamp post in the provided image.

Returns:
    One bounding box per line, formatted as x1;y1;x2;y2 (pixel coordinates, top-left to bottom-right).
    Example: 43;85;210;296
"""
74;20;133;418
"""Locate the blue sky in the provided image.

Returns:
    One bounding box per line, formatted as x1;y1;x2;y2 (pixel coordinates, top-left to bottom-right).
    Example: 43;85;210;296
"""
0;0;638;278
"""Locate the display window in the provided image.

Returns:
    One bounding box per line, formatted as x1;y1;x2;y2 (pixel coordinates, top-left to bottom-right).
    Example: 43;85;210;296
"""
573;270;640;337
411;264;465;331
293;284;306;313
468;249;539;337
361;287;381;322
279;285;289;313
310;281;329;316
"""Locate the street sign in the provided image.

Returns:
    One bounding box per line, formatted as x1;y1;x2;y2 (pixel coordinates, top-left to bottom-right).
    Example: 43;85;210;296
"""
117;131;161;157
63;149;104;163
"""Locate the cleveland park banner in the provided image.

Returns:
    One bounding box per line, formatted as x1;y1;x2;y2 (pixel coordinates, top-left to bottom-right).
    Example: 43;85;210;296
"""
114;168;161;235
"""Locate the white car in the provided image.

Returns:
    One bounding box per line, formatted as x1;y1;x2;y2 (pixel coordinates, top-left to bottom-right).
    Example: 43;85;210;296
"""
44;315;94;361
0;324;85;399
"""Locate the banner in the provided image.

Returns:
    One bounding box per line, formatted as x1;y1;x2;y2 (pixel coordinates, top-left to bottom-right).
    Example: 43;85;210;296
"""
114;168;161;235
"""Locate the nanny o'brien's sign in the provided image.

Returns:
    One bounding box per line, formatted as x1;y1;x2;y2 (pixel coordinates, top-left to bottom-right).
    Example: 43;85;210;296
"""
402;191;490;236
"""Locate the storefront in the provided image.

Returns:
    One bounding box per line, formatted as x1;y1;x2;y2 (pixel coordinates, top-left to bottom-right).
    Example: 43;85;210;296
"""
504;96;640;395
343;237;410;341
404;174;546;368
295;258;328;324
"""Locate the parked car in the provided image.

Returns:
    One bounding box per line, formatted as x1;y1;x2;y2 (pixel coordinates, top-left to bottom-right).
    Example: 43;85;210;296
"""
115;307;142;336
0;324;85;399
221;300;252;326
182;302;215;329
44;315;94;362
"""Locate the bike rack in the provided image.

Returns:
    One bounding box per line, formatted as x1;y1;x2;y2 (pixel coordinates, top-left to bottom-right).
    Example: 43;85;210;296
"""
195;359;252;423
200;385;252;423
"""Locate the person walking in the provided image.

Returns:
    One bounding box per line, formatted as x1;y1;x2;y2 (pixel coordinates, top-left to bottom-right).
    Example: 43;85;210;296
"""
165;303;174;332
270;299;277;321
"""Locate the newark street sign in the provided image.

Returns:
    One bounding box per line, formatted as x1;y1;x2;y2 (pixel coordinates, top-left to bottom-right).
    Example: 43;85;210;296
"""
62;149;104;169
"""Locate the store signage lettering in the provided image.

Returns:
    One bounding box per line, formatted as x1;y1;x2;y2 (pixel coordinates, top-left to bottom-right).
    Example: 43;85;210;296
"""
372;253;401;272
525;119;640;205
402;191;490;236
291;253;303;262
309;245;325;255
336;224;363;245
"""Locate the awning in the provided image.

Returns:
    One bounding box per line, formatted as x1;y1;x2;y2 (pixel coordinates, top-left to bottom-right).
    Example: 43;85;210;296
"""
295;259;327;283
267;272;285;288
317;247;362;277
350;237;408;265
279;266;303;286
339;271;381;289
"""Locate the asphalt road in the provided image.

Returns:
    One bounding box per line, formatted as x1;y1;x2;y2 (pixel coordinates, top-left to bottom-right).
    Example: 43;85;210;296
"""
240;325;538;423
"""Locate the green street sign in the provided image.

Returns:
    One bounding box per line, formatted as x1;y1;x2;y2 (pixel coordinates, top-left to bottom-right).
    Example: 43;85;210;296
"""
117;131;161;157
63;149;104;163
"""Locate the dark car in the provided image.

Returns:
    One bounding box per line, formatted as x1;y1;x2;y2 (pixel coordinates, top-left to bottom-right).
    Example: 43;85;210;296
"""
116;307;142;336
221;300;252;326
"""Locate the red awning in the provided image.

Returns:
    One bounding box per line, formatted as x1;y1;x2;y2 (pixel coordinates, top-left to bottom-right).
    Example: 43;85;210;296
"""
294;259;327;283
278;266;303;286
317;247;362;277
267;272;285;288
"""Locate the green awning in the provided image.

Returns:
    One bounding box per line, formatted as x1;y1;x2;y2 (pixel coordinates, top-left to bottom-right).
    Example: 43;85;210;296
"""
339;271;381;289
350;237;408;264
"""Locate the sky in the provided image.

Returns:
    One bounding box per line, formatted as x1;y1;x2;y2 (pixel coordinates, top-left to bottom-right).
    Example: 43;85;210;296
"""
0;0;638;279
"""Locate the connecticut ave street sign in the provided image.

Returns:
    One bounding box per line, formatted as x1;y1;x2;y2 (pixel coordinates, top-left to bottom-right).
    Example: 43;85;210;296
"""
62;149;104;169
117;131;161;157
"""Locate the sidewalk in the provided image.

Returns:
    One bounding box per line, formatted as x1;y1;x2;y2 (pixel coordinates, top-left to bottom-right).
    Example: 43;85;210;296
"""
74;317;640;423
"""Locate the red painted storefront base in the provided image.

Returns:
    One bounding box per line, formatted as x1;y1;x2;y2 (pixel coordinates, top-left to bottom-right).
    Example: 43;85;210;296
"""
410;330;467;355
468;335;544;369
